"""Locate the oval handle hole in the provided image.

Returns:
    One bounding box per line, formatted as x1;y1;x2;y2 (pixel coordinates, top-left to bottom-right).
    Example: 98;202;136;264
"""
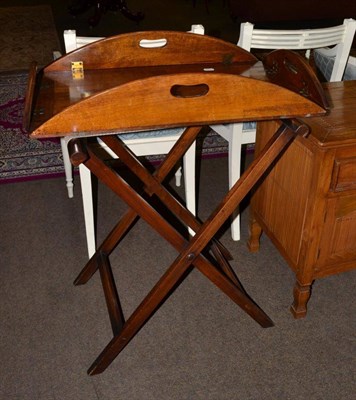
170;84;209;98
139;38;167;48
283;59;298;74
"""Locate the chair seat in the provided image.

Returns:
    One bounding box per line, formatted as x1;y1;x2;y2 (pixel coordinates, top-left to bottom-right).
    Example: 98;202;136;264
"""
118;127;184;141
314;49;356;81
242;121;256;131
96;128;186;157
345;58;356;81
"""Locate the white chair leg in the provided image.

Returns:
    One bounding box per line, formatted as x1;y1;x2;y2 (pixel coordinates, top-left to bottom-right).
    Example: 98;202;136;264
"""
60;137;74;198
79;164;96;258
210;123;244;241
183;141;196;236
175;167;182;187
227;127;244;241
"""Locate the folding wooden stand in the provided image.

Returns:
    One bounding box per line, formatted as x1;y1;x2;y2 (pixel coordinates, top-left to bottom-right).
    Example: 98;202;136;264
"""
69;119;307;375
25;32;327;374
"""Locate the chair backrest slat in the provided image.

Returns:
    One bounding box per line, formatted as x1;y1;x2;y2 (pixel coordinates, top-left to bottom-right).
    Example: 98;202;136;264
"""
238;19;356;81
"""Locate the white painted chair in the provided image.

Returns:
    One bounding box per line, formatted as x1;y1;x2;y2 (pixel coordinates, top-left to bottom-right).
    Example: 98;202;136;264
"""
61;26;205;257
211;18;356;241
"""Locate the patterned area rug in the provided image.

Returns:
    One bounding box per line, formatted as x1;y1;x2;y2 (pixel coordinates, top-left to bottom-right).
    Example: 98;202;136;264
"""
0;72;63;183
0;5;64;183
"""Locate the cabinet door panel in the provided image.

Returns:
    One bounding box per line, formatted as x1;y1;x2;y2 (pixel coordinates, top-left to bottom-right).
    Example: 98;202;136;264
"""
316;195;356;276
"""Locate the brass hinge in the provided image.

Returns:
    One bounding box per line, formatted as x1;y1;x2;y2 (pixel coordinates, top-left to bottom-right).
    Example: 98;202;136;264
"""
71;61;84;79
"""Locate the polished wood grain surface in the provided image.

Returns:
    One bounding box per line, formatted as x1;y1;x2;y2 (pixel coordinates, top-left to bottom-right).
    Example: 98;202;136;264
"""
25;31;263;134
29;72;325;138
305;81;356;146
27;63;264;134
44;31;257;71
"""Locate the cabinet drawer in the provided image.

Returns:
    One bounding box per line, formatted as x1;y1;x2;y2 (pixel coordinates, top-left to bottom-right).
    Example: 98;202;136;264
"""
331;157;356;192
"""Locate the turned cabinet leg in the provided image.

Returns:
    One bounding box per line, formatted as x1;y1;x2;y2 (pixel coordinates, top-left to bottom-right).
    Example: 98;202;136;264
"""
247;215;262;252
290;280;313;319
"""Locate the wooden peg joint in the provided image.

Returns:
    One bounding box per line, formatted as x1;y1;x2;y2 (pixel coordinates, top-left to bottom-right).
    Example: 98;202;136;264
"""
68;138;89;166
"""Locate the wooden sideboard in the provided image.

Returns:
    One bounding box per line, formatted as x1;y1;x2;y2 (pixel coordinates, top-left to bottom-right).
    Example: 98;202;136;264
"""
248;80;356;318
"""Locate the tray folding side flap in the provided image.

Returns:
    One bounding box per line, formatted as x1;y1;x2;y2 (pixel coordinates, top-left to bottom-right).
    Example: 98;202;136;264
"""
29;71;327;139
23;62;39;132
44;31;258;72
263;49;330;110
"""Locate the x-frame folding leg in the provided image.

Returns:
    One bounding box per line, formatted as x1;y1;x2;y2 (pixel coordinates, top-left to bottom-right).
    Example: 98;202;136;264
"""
74;127;237;287
69;120;308;375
